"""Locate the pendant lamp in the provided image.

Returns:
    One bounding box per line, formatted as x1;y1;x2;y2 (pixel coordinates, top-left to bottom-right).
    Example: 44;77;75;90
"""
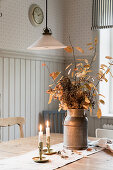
28;0;66;50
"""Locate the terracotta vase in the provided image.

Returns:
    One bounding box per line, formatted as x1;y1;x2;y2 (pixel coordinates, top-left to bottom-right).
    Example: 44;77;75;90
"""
63;109;88;150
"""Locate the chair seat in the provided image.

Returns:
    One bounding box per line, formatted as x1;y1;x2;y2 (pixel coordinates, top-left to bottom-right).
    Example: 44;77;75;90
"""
96;128;113;139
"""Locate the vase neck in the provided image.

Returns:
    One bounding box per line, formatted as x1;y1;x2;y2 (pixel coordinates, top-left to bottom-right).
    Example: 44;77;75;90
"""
67;109;85;117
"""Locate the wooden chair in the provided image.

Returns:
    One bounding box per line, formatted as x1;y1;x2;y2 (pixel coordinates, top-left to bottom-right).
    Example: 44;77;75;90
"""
42;110;66;133
0;117;25;138
96;128;113;139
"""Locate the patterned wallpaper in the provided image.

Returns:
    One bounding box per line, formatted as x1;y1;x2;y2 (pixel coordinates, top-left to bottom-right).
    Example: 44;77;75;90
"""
64;0;98;59
0;0;66;141
64;0;99;117
63;0;112;137
0;0;99;58
0;0;65;57
0;0;111;139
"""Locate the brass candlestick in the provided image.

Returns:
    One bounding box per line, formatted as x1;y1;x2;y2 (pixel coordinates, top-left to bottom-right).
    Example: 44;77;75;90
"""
32;141;49;163
32;142;49;163
46;136;50;153
32;124;49;163
38;142;43;160
43;136;56;155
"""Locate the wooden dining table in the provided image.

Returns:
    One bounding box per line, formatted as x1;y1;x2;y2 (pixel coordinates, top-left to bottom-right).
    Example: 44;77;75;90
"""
0;133;113;170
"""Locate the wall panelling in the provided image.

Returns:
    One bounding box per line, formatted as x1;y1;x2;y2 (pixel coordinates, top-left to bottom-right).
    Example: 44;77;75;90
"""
0;50;65;141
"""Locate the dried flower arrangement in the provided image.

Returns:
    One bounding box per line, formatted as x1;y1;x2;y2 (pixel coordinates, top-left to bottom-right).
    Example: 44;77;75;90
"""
42;38;113;118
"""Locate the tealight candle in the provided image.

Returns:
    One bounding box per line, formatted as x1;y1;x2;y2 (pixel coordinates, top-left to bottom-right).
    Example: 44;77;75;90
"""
39;124;43;143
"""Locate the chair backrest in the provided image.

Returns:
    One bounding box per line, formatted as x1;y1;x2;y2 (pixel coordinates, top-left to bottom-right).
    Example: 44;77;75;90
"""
0;117;25;138
96;128;113;139
42;110;66;133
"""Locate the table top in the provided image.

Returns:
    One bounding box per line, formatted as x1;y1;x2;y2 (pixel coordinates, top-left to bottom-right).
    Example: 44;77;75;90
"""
0;133;113;170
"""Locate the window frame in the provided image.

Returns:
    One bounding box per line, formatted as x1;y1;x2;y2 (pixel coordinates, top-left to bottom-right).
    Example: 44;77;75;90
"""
99;28;113;116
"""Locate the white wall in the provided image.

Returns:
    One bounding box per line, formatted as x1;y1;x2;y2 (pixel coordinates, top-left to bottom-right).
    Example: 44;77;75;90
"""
63;0;113;137
0;0;65;56
64;0;94;58
64;0;99;84
0;51;64;141
0;0;112;140
64;0;99;108
0;0;65;141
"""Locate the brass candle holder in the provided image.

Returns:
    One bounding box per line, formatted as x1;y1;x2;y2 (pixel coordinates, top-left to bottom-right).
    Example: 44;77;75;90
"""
32;142;49;163
46;136;50;153
39;142;43;160
43;136;56;155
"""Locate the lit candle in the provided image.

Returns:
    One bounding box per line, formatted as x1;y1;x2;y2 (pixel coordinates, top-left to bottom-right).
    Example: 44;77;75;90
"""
46;121;50;151
46;121;50;137
38;124;43;160
39;124;43;143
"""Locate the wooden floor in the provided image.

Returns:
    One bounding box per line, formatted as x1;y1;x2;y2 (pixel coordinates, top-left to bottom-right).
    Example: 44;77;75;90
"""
0;133;113;170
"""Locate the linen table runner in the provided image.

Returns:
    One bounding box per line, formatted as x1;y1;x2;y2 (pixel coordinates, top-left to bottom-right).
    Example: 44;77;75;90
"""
0;143;103;170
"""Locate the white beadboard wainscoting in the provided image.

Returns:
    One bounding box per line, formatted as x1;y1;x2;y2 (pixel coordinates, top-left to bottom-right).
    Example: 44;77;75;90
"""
0;49;65;141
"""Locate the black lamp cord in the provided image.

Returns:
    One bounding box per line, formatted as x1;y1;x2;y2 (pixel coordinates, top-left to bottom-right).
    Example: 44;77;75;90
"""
46;0;47;29
43;0;52;35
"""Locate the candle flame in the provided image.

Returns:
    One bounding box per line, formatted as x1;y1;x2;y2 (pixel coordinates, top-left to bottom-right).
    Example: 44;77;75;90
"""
40;124;42;132
47;121;49;128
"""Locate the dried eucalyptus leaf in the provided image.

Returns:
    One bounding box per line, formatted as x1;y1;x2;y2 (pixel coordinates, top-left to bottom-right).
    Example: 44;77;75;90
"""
97;107;102;118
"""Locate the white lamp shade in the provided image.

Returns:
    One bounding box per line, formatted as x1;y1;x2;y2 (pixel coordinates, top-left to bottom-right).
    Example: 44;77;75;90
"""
28;35;67;50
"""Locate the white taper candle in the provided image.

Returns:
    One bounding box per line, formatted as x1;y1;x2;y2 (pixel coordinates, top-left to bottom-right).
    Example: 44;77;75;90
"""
39;124;43;143
46;121;50;137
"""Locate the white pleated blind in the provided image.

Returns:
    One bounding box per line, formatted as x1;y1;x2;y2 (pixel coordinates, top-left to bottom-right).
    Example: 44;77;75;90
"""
92;0;113;29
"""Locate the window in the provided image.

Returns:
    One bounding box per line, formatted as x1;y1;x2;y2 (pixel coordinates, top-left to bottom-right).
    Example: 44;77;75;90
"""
99;29;113;116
